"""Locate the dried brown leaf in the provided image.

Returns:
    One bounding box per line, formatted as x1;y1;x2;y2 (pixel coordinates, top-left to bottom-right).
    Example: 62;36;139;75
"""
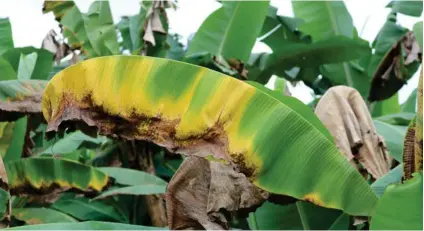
41;29;71;64
165;156;268;230
315;86;391;180
142;0;169;46
369;32;422;101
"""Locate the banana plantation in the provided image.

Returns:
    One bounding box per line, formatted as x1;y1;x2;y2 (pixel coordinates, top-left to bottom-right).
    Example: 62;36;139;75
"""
0;0;422;230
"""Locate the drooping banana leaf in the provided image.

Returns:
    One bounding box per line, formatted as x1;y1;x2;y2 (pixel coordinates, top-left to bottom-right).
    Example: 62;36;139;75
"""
0;80;47;121
42;55;378;216
5;158;108;194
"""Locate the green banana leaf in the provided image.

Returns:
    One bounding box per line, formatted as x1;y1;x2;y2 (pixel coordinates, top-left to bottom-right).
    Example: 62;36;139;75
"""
187;1;269;62
40;131;107;155
374;112;415;126
0;80;47;121
2;47;53;80
370;172;423;230
97;167;167;186
0;18;13;55
17;52;38;81
51;197;127;222
371;93;401;117
42;55;378;216
5;158;108;193
374;120;406;162
12;208;77;224
401;89;417;113
248;201;349;230
292;1;354;41
82;1;119;56
95;167;167;199
387;0;423;17
1;117;26;162
0;188;9;221
371;164;403;197
94;185;166;200
0;57;16;81
413;21;423;51
292;1;372;98
42;1;75;21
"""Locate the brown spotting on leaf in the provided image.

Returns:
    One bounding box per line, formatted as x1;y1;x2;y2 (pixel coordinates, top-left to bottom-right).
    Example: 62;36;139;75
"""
403;121;416;180
315;86;391;180
46;92;260;179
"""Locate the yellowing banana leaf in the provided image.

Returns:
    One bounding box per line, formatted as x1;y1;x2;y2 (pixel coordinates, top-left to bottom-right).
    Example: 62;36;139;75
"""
6;221;164;230
2;47;53;81
370;172;423;230
42;55;378;216
5;158;108;194
0;80;46;122
12;208;77;225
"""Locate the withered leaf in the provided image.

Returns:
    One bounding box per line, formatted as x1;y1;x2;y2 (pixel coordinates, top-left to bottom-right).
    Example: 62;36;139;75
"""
165;156;268;230
369;32;422;102
315;86;391;180
142;0;172;46
0;80;47;122
41;29;72;65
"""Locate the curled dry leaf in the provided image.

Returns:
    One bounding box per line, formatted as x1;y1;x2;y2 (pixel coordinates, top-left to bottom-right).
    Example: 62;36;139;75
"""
142;0;173;46
315;86;391;180
369;32;422;101
41;29;72;65
165;156;268;230
0;80;47;122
